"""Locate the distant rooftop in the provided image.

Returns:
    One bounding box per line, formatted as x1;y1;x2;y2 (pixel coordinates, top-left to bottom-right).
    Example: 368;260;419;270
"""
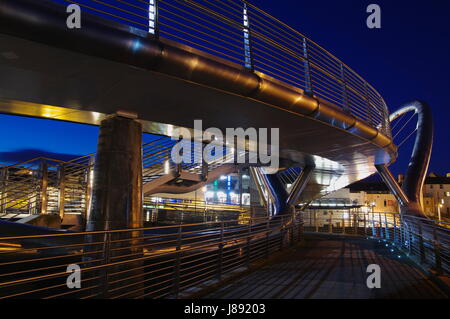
348;173;450;192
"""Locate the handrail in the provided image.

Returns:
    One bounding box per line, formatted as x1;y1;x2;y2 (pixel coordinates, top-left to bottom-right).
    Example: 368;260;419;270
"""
0;213;302;298
302;210;450;276
25;0;391;137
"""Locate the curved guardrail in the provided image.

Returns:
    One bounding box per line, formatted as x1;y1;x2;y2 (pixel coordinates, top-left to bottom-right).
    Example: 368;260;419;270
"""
43;0;391;137
303;210;450;276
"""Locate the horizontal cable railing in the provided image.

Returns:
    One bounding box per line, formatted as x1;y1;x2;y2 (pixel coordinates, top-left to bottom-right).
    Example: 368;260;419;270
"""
0;213;302;299
43;0;391;137
302;210;450;276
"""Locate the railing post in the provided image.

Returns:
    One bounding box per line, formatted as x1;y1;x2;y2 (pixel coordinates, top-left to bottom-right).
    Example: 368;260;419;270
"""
242;1;254;70
0;168;8;215
84;157;94;225
384;214;389;240
173;225;182;297
342;215;346;234
58;164;66;219
290;211;295;245
329;212;333;233
148;0;159;38
432;224;442;274
217;221;224;280
363;212;367;236
393;214;397;244
101;231;111;298
417;221;426;263
314;211;318;232
265;217;270;258
246;218;252;267
340;63;349;110
378;213;383;239
38;160;48;215
372;212;377;237
364;82;373;126
399;214;405;247
298;211;303;241
302;37;313;95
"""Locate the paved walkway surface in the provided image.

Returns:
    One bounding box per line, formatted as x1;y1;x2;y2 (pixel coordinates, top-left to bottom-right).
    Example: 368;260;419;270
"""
204;235;449;299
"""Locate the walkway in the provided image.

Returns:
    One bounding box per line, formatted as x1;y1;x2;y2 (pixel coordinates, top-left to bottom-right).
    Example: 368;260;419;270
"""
203;235;449;299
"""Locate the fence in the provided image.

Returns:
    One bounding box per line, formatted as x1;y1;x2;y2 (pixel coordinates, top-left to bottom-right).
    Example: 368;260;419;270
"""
302;210;450;276
43;0;390;137
0;213;302;299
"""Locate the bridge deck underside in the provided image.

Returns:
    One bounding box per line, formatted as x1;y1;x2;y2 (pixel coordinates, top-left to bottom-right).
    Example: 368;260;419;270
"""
204;235;448;299
0;34;392;202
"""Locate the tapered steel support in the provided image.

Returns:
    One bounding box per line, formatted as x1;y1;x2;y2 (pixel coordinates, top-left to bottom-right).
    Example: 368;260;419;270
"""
392;101;433;215
250;167;288;216
286;165;315;208
385;100;433;217
375;164;409;207
85;113;144;298
249;167;268;207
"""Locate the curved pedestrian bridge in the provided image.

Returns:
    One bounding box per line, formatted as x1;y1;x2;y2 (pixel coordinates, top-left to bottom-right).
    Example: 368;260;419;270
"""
0;0;396;203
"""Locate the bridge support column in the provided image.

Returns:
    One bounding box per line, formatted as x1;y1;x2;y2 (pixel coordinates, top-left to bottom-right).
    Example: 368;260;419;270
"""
286;165;315;210
86;113;144;298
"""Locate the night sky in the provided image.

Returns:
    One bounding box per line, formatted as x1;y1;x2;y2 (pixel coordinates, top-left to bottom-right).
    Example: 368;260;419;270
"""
1;0;449;176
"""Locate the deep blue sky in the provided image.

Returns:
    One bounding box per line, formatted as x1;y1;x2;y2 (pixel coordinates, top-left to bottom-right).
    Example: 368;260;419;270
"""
1;0;449;176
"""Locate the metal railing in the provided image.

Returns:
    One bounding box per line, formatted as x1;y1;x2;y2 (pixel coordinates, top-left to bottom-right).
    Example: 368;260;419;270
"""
0;156;93;219
0;213;302;299
44;0;390;136
302;210;450;276
0;136;244;219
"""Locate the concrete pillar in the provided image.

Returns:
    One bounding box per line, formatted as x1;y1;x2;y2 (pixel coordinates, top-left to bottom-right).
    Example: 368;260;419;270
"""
85;113;144;298
87;114;143;231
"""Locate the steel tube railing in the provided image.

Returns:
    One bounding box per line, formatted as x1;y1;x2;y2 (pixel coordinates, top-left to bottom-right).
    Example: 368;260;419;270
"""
302;210;450;276
34;0;391;136
0;213;302;299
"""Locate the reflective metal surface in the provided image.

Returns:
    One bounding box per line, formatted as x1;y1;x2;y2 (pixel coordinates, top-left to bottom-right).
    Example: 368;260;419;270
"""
0;0;397;204
387;101;433;217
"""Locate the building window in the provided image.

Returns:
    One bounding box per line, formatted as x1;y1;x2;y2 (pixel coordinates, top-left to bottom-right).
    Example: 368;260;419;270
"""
383;200;387;207
440;184;443;189
430;185;433;189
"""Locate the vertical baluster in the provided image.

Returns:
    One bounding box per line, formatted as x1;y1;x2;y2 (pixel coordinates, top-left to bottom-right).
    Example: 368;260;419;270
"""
218;221;224;280
148;0;159;38
364;82;373;126
58;164;66;219
340;63;349;110
38;160;48;215
302;37;313;95
0;168;8;215
384;214;389;240
432;224;442;274
242;1;254;70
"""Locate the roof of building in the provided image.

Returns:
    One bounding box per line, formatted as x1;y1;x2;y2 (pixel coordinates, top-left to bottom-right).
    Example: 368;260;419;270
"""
347;175;450;192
